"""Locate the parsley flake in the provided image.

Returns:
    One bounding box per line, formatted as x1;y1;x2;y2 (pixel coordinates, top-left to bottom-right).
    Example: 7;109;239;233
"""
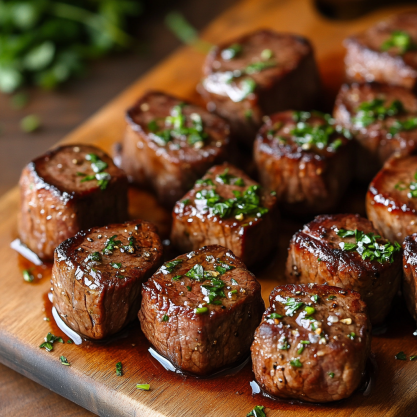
395;351;407;360
60;356;70;366
247;405;266;417
116;361;123;376
290;358;302;367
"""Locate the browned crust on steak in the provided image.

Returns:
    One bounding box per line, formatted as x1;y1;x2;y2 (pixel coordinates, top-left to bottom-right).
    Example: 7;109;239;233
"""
344;12;417;91
403;234;417;323
333;82;417;179
285;214;402;324
367;154;417;243
251;283;371;403
18;144;128;260
52;219;162;339
254;111;353;215
201;29;321;147
120;91;230;207
139;245;265;375
170;163;278;266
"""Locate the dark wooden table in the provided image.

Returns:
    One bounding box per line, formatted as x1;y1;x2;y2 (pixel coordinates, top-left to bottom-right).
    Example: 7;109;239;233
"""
0;1;236;415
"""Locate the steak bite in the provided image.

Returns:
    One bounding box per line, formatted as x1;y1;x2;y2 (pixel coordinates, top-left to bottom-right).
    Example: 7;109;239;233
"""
170;163;278;267
52;220;163;340
121;91;230;207
19;144;128;261
367;154;417;243
254;110;353;216
201;30;321;147
334;83;417;179
402;234;417;323
285;214;402;325
139;245;265;376
344;12;417;91
251;284;371;403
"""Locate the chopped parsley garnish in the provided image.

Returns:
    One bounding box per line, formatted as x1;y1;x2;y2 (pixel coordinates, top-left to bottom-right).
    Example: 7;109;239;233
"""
186;285;191;291
195;306;208;314
147;104;208;148
172;275;182;281
163;259;183;273
60;356;70;366
202;277;225;305
86;252;101;262
80;153;111;190
196;178;215;186
278;336;290;350
245;60;276;74
136;384;150;391
290;358;302;367
328;372;335;378
328;295;336;300
195;184;268;220
304;306;315;316
238;78;257;101
116;362;123;376
221;43;242;60
268;312;283;320
352;98;404;128
67;339;73;344
161;314;169;322
389;117;417;136
347;332;356;340
394;171;417;198
23;269;34;282
39;333;64;351
182;199;190;205
337;228;401;263
110;262;122;269
215;168;245;186
283;298;304;317
395;351;407;360
410;355;417;361
215;263;235;275
102;235;122;255
185;263;204;281
231;278;239;285
261;49;273;60
381;30;415;54
247;405;266;417
311;294;319;302
297;340;310;354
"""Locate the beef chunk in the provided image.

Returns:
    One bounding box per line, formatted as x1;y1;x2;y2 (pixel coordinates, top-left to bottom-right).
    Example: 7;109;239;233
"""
170;163;278;267
367;154;417;243
334;82;417;179
52;220;162;339
19;144;128;261
251;284;371;403
403;234;417;323
285;214;402;324
139;245;264;375
344;12;417;91
121;91;230;207
254;110;353;216
200;30;321;147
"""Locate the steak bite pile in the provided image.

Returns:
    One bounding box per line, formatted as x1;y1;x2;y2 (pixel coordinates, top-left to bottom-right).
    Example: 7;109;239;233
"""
170;163;278;267
19;144;128;261
254;111;353;216
139;245;265;376
344;12;417;91
285;214;402;325
334;83;417;179
251;284;371;403
52;220;162;339
402;234;417;323
120;91;230;207
367;154;417;243
200;29;321;147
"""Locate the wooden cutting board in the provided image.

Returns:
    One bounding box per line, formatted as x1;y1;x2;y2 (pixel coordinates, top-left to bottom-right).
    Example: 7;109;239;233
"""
1;0;417;416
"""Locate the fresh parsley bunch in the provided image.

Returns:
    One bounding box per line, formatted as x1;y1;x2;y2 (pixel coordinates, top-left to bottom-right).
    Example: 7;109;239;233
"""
0;0;141;93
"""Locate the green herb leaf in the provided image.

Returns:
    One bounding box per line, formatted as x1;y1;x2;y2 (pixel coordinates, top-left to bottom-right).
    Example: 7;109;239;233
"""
328;295;336;300
161;314;169;322
328;372;335;378
67;339;73;344
23;269;34;282
290;358;302;367
284;298;304;316
116;361;123;376
247;405;266;417
60;356;70;366
304;306;315;316
353;98;404;128
195;306;208;314
396;351;407;360
110;262;122;269
20;114;41;133
410;355;417;361
136;384;150;391
221;43;242;60
185;264;204;281
102;235;122;255
163;259;183;273
268;312;283;319
347;332;356;340
381;30;415;54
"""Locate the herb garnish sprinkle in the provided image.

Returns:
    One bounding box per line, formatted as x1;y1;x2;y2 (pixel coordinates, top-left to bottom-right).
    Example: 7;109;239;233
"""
77;153;111;190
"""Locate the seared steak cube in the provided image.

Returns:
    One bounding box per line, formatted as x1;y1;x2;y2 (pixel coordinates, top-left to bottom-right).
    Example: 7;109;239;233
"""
139;245;265;375
52;220;162;339
344;12;417;91
402;234;417;323
19;144;128;261
367;154;417;243
334;82;417;179
251;284;371;403
254;110;353;216
121;91;230;207
285;214;402;324
201;30;321;147
170;163;278;267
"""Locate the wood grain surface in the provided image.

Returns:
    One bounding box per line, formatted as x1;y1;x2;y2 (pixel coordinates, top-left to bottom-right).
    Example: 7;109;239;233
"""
1;0;417;416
